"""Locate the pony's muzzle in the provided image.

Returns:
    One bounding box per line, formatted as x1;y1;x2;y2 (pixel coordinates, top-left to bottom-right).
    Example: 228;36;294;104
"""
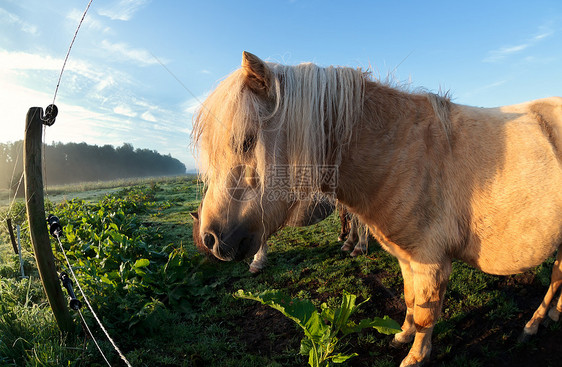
201;225;255;262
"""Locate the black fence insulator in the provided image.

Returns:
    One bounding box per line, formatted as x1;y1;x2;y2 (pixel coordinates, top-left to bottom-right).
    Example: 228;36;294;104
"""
47;214;63;238
6;218;18;254
59;272;82;310
41;104;58;126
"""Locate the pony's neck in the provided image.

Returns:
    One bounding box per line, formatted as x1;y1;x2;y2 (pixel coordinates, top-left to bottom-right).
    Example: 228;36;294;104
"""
335;81;440;217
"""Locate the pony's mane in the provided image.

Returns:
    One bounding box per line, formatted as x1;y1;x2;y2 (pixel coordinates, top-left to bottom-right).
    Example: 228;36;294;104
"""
193;61;366;194
193;60;452;194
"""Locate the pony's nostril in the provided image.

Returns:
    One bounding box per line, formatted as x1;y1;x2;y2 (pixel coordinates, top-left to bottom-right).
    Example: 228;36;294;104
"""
203;232;216;250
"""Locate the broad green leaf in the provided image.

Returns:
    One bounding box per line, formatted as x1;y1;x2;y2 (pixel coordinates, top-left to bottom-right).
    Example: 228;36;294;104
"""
330;352;358;363
341;315;401;335
99;274;116;286
134;258;150;268
371;316;402;335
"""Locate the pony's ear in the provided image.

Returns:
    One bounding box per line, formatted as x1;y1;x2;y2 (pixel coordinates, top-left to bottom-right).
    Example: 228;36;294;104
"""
242;51;271;97
190;211;199;220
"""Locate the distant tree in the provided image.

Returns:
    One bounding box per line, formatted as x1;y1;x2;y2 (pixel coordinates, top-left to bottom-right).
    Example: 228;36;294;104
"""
0;141;186;188
0;142;23;191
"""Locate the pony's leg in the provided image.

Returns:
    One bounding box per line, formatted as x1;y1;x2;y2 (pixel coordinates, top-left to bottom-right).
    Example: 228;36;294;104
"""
249;244;268;273
391;258;416;346
547;289;562;322
350;224;368;257
522;249;562;337
338;204;350;241
400;260;451;367
341;217;358;252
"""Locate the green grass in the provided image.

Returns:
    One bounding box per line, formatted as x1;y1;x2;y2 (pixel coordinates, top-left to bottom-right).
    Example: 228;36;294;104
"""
0;176;560;367
0;175;197;207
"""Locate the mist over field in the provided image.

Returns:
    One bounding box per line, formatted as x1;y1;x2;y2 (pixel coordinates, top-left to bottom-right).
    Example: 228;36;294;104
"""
0;141;186;194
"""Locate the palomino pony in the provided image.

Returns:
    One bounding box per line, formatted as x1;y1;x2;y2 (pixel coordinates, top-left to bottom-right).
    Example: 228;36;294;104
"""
193;51;562;366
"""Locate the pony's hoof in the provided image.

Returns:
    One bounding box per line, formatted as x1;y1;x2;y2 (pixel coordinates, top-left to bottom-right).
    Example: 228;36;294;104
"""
249;265;262;274
547;307;560;323
399;353;425;367
340;243;353;252
390;338;405;349
350;248;366;257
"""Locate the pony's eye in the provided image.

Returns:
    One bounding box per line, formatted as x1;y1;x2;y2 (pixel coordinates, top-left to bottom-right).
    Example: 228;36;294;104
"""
242;135;255;153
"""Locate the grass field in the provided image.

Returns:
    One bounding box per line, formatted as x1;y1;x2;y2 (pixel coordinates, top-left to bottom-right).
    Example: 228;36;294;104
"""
0;176;561;367
0;176;192;207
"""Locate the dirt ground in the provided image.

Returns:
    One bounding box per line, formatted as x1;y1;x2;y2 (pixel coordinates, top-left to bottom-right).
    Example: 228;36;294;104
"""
237;269;562;367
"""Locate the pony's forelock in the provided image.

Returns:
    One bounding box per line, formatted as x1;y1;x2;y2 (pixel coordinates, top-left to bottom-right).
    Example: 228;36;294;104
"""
193;68;260;183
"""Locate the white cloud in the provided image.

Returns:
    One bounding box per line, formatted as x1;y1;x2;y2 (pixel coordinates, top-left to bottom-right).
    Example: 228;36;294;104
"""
141;111;157;122
534;31;553;40
483;43;529;63
113;104;137;117
183;95;206;115
0;49;61;71
0;7;38;35
100;40;158;66
0;49;111;88
499;44;528;54
481;80;508;89
94;76;115;92
483;24;555;63
66;8;111;33
98;0;150;21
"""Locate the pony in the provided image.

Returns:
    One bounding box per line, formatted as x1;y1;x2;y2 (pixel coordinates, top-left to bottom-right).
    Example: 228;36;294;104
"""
192;51;562;366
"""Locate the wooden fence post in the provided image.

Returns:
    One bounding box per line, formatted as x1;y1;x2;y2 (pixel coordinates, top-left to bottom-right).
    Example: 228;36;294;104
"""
24;107;74;333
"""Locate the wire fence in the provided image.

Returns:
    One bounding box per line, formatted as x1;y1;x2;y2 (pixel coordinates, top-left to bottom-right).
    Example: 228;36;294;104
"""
53;230;132;367
2;1;136;365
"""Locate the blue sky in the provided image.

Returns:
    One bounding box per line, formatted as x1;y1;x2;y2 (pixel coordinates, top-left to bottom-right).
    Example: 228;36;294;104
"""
1;0;561;171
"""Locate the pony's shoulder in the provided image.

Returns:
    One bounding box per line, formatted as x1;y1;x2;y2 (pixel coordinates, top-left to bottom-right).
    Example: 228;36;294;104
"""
529;96;562;109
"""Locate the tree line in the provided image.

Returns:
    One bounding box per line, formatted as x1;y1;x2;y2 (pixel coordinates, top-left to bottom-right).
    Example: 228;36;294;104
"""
0;141;186;193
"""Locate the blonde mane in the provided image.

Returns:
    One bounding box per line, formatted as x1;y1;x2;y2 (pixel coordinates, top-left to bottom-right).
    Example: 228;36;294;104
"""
193;61;366;193
193;60;452;195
